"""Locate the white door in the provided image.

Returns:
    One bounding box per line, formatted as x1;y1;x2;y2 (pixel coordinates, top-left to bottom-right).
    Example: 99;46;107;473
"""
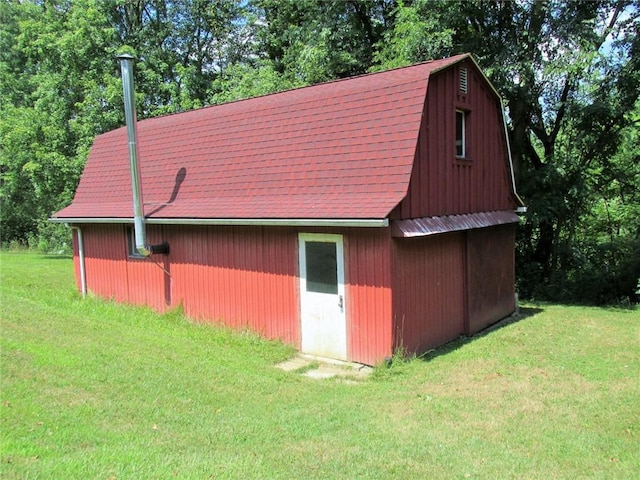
299;233;347;360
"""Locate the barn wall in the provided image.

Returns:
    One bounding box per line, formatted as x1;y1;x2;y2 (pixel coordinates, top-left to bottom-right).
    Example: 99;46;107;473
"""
466;224;516;334
344;228;394;365
126;226;171;310
391;232;466;356
165;225;300;345
75;223;395;365
79;224;168;312
398;59;515;219
80;224;128;303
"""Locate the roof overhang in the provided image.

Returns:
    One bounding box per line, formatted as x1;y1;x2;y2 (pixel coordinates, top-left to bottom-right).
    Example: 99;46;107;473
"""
49;217;389;228
391;211;520;238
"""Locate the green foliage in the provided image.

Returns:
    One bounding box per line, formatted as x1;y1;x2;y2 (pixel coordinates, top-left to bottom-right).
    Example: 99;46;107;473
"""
1;0;120;247
255;0;390;82
372;0;453;70
210;61;303;104
441;0;640;304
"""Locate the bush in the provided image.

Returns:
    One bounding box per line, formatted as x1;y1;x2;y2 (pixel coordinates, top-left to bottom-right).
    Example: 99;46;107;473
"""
517;236;640;306
33;222;72;254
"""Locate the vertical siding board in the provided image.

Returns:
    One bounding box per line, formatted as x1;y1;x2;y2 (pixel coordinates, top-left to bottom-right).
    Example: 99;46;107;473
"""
192;228;202;316
252;228;264;335
216;229;225;321
240;227;251;328
180;225;299;341
263;230;276;338
231;228;242;328
179;227;188;313
447;70;456;214
203;227;214;320
392;233;465;356
271;231;283;340
198;228;207;318
345;228;393;365
433;80;443;214
410;138;422;217
211;227;222;322
252;228;263;335
202;227;212;318
224;229;232;324
285;229;299;344
229;229;240;326
272;235;282;340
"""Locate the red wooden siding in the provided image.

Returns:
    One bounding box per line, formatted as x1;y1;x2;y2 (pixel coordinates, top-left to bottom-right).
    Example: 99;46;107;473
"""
79;224;168;312
75;224;396;365
74;222;515;365
398;60;515;219
465;225;516;334
391;233;466;356
78;224;299;343
344;228;393;365
165;225;299;345
126;226;171;309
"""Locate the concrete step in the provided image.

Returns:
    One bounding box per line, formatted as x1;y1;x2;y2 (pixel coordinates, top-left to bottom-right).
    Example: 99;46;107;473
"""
275;354;372;380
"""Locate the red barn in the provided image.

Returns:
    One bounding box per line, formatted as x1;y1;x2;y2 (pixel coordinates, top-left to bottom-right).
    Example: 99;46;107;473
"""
52;54;524;366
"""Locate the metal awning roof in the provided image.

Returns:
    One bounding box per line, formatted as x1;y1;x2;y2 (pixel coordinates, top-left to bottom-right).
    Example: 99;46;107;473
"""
391;211;520;238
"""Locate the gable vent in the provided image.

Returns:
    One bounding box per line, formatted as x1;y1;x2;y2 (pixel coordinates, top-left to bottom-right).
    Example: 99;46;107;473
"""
459;67;468;94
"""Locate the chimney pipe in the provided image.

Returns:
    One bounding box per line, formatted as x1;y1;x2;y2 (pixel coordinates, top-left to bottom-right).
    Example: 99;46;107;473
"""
117;54;168;256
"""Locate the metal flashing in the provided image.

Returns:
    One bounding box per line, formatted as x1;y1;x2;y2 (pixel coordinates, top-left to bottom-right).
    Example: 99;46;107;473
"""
391;211;519;238
50;217;389;228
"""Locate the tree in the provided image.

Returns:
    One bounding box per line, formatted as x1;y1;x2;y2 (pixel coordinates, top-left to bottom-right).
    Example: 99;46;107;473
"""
372;0;639;302
447;0;640;302
255;0;394;84
1;0;119;248
372;0;454;70
1;0;256;248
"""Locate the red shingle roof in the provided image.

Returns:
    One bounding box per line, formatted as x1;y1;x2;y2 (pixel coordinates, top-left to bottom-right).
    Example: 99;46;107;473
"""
54;54;469;221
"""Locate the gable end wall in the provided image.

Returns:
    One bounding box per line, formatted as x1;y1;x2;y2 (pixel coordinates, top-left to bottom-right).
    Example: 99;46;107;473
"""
397;60;515;219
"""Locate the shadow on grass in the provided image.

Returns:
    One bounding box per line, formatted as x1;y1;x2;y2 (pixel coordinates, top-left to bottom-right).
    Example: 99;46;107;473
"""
42;254;73;260
417;306;545;363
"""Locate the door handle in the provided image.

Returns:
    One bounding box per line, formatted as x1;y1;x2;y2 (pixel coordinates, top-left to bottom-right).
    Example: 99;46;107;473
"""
338;294;344;313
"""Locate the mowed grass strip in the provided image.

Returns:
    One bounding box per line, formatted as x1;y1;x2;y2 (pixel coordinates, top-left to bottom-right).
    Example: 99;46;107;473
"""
1;252;639;479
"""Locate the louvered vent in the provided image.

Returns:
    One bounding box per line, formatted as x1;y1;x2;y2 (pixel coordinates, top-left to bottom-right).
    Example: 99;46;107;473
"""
459;67;468;94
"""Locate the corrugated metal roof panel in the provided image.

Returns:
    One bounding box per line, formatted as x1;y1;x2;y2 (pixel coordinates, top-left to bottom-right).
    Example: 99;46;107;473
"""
391;211;519;238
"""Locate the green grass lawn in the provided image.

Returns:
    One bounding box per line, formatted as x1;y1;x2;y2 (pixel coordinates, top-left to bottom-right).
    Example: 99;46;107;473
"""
1;252;639;479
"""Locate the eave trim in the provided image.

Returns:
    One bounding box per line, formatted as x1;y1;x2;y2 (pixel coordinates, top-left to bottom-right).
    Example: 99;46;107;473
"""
49;217;389;228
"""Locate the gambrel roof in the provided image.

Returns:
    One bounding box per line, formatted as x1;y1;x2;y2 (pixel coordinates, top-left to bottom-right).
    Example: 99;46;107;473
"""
54;54;485;223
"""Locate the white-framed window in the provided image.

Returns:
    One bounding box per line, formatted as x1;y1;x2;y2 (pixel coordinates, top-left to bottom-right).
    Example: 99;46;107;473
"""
456;110;466;158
